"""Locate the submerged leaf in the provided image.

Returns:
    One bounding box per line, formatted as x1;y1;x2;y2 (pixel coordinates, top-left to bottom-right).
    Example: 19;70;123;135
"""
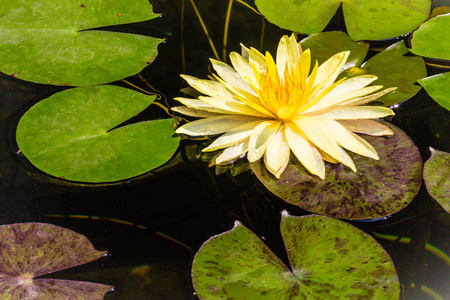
251;121;422;220
255;0;430;41
191;213;399;299
0;222;112;299
16;85;180;183
423;148;450;213
0;0;161;86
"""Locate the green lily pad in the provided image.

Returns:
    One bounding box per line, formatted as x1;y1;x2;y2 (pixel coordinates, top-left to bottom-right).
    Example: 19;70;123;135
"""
0;0;161;86
0;222;113;299
301;31;369;71
410;13;450;60
16;85;180;183
361;41;426;106
255;0;430;41
418;72;450;110
251;121;422;220
423;148;450;213
192;212;399;299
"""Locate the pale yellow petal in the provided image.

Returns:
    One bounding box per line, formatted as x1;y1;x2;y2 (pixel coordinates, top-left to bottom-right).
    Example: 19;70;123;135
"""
276;35;298;79
198;96;268;117
337;87;397;107
285;122;325;179
338;119;394;136
248;47;267;72
180;74;234;98
315;116;378;159
210;59;257;96
247;121;281;162
171;106;222;118
203;121;262;152
263;128;290;178
175;97;230;114
314;51;350;88
176;115;261;136
229;52;259;88
325;75;378;97
214;141;249;165
309;106;395;119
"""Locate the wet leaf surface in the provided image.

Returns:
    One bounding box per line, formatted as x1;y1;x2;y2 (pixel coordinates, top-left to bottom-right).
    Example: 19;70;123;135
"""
255;0;430;41
251;121;422;220
410;13;450;60
0;0;161;86
16;85;180;183
423;148;450;213
0;222;112;299
192;213;399;299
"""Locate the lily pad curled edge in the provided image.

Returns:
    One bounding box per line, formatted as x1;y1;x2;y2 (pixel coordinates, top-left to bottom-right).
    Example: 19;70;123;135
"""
250;121;422;220
191;212;399;299
0;0;162;86
0;222;113;299
16;85;180;183
423;148;450;213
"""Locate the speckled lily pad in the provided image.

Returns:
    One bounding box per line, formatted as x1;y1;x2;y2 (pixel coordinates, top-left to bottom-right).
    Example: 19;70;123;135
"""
250;121;422;220
423;148;450;213
191;212;399;299
0;222;113;299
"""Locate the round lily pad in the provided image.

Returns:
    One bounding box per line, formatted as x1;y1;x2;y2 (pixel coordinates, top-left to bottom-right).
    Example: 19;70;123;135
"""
255;0;430;41
16;85;180;183
410;13;450;60
423;148;450;213
418;72;450;111
301;31;369;71
191;212;399;299
251;121;422;220
0;0;162;86
361;41;427;106
0;222;113;299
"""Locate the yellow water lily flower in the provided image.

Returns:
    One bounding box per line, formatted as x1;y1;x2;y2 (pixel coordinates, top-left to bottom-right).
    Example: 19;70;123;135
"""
173;34;396;179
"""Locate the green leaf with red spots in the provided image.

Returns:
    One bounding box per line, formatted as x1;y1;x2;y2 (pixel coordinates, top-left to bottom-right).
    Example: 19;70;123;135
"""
0;222;113;299
251;121;422;220
191;212;399;299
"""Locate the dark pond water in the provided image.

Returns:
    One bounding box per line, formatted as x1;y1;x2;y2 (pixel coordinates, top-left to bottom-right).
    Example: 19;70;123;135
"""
0;0;449;299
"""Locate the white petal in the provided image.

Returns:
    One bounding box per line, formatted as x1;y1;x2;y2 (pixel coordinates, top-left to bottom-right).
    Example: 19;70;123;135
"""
264;128;290;178
175;97;230;114
172;106;222;118
285;123;325;179
337;87;397;106
338;119;394;136
203;121;262;152
176;115;261;136
230;52;259;88
247;121;281;162
181;75;234;98
215;141;249;164
310;106;395;119
248;47;267;72
210;59;257;96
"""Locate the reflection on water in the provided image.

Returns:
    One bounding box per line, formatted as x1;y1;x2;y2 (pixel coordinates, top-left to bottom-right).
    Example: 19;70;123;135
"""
0;0;449;299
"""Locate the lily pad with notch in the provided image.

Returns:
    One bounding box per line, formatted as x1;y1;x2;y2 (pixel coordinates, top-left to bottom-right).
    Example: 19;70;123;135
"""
0;0;162;86
191;212;399;299
418;72;450;111
255;0;430;41
0;222;113;299
16;85;180;183
423;148;450;213
251;121;422;220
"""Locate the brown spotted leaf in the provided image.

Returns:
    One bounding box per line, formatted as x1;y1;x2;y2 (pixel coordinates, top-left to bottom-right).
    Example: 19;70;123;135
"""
0;223;113;299
423;148;450;213
251;121;422;220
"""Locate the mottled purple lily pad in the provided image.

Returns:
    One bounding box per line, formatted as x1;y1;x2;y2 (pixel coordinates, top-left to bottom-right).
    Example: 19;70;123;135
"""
0;223;113;299
250;121;422;220
423;148;450;213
